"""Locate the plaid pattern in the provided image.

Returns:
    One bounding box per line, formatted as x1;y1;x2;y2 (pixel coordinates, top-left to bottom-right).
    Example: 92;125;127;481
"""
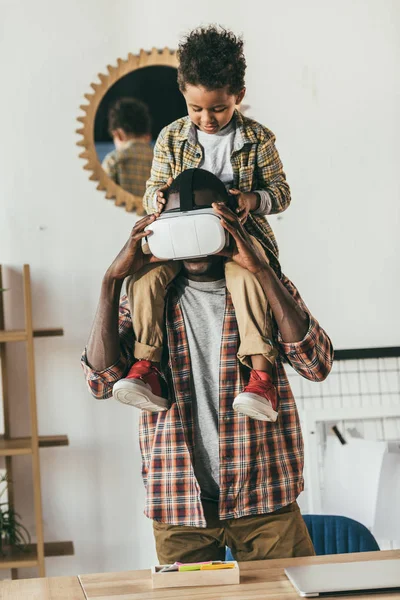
81;275;333;527
143;110;291;268
102;140;153;197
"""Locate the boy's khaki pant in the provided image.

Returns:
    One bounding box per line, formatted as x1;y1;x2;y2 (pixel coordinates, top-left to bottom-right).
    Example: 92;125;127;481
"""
126;237;278;368
153;500;315;564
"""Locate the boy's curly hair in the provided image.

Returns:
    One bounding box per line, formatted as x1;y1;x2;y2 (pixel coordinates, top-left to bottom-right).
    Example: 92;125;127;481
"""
108;97;151;136
177;25;246;95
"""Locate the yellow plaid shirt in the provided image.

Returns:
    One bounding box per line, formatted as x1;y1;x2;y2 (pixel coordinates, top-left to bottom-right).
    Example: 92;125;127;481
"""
143;110;291;263
102;139;153;197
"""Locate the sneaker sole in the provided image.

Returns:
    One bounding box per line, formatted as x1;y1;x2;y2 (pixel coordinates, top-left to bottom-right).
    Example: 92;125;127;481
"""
233;393;278;422
113;380;169;412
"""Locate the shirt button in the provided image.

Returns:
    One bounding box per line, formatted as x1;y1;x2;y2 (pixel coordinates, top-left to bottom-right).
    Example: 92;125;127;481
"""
195;152;201;158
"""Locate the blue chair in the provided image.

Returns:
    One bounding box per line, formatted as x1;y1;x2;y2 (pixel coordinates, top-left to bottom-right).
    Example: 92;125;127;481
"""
225;514;379;560
302;515;380;555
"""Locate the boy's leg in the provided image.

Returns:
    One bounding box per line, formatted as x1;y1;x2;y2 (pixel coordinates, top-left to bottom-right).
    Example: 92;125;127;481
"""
127;262;181;362
225;239;279;422
224;239;277;369
113;262;181;411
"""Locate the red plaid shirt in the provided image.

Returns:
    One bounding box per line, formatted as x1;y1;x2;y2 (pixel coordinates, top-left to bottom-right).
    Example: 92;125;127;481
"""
81;275;333;527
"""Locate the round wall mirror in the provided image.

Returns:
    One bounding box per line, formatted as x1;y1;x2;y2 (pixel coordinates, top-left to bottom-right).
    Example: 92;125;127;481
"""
77;48;186;213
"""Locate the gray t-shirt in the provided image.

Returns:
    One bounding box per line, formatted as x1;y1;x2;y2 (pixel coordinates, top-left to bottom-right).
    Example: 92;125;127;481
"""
174;275;226;501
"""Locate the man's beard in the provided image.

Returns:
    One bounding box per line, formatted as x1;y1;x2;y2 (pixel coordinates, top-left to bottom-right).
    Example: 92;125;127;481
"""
182;255;224;278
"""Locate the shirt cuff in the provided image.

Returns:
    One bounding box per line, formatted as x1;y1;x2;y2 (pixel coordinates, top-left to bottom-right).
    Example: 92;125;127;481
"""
81;348;129;383
277;315;316;355
252;190;272;216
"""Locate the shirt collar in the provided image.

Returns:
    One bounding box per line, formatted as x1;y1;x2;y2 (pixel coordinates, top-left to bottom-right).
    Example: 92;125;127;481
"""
177;110;257;149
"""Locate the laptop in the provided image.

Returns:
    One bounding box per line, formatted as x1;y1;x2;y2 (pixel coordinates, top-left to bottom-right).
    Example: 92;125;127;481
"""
284;558;400;597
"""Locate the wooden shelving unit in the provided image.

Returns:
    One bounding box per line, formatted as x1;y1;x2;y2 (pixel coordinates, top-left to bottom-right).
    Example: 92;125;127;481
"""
0;435;69;457
0;541;75;571
0;328;64;343
0;265;74;578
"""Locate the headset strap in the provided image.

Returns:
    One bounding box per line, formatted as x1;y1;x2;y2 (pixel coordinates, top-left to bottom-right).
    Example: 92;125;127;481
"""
179;169;195;211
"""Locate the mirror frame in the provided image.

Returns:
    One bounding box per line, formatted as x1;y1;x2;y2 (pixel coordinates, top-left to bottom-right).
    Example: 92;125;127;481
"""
76;48;179;214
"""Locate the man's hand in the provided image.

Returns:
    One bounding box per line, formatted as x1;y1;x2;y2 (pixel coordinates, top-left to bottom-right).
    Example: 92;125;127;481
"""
105;214;161;281
212;202;267;274
229;189;259;223
156;177;174;213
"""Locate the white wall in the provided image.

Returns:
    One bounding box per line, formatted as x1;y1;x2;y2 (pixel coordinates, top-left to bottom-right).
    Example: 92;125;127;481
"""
0;0;399;578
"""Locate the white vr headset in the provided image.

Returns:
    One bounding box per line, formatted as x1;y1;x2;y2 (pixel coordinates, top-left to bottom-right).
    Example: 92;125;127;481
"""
143;169;230;261
144;208;227;260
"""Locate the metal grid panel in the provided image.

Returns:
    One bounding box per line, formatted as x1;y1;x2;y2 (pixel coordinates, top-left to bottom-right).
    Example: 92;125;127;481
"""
286;349;400;550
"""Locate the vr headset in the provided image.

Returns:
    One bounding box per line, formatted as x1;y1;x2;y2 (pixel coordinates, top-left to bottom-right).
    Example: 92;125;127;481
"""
143;168;233;261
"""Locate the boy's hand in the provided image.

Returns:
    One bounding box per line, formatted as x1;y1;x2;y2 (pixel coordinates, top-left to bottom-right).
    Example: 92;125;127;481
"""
156;177;174;213
229;189;259;223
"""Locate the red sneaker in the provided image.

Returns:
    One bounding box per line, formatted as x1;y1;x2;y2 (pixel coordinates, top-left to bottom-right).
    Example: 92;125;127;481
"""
112;360;169;412
232;370;278;422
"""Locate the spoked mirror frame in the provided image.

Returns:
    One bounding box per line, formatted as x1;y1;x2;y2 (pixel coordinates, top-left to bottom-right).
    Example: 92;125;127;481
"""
76;48;178;214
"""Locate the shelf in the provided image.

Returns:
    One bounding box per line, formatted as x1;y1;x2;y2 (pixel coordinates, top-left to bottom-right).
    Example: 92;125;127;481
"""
0;330;27;343
0;435;69;456
33;328;64;338
0;327;64;343
43;541;75;558
38;435;69;448
0;541;74;570
0;437;32;456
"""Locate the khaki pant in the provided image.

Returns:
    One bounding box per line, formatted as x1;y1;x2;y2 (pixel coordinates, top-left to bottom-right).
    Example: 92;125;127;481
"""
127;237;278;368
153;501;315;564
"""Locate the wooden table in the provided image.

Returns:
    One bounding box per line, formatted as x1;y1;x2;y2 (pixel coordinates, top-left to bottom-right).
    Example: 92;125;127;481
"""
1;575;85;600
2;550;400;599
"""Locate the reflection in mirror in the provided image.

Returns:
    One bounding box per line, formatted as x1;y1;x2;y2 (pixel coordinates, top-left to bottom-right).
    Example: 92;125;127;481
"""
100;98;154;198
94;66;187;198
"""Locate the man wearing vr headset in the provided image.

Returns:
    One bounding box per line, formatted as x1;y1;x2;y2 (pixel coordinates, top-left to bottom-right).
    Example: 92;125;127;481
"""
115;168;284;422
111;26;293;422
81;186;333;563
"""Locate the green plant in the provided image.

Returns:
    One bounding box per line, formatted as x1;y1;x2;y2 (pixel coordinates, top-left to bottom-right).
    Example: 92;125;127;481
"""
0;474;31;554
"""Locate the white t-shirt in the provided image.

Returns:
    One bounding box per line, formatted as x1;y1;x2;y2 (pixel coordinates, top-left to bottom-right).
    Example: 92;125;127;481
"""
196;120;236;188
196;121;271;215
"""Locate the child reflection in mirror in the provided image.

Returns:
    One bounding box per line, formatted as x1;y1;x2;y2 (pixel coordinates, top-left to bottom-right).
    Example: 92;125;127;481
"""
102;97;153;198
